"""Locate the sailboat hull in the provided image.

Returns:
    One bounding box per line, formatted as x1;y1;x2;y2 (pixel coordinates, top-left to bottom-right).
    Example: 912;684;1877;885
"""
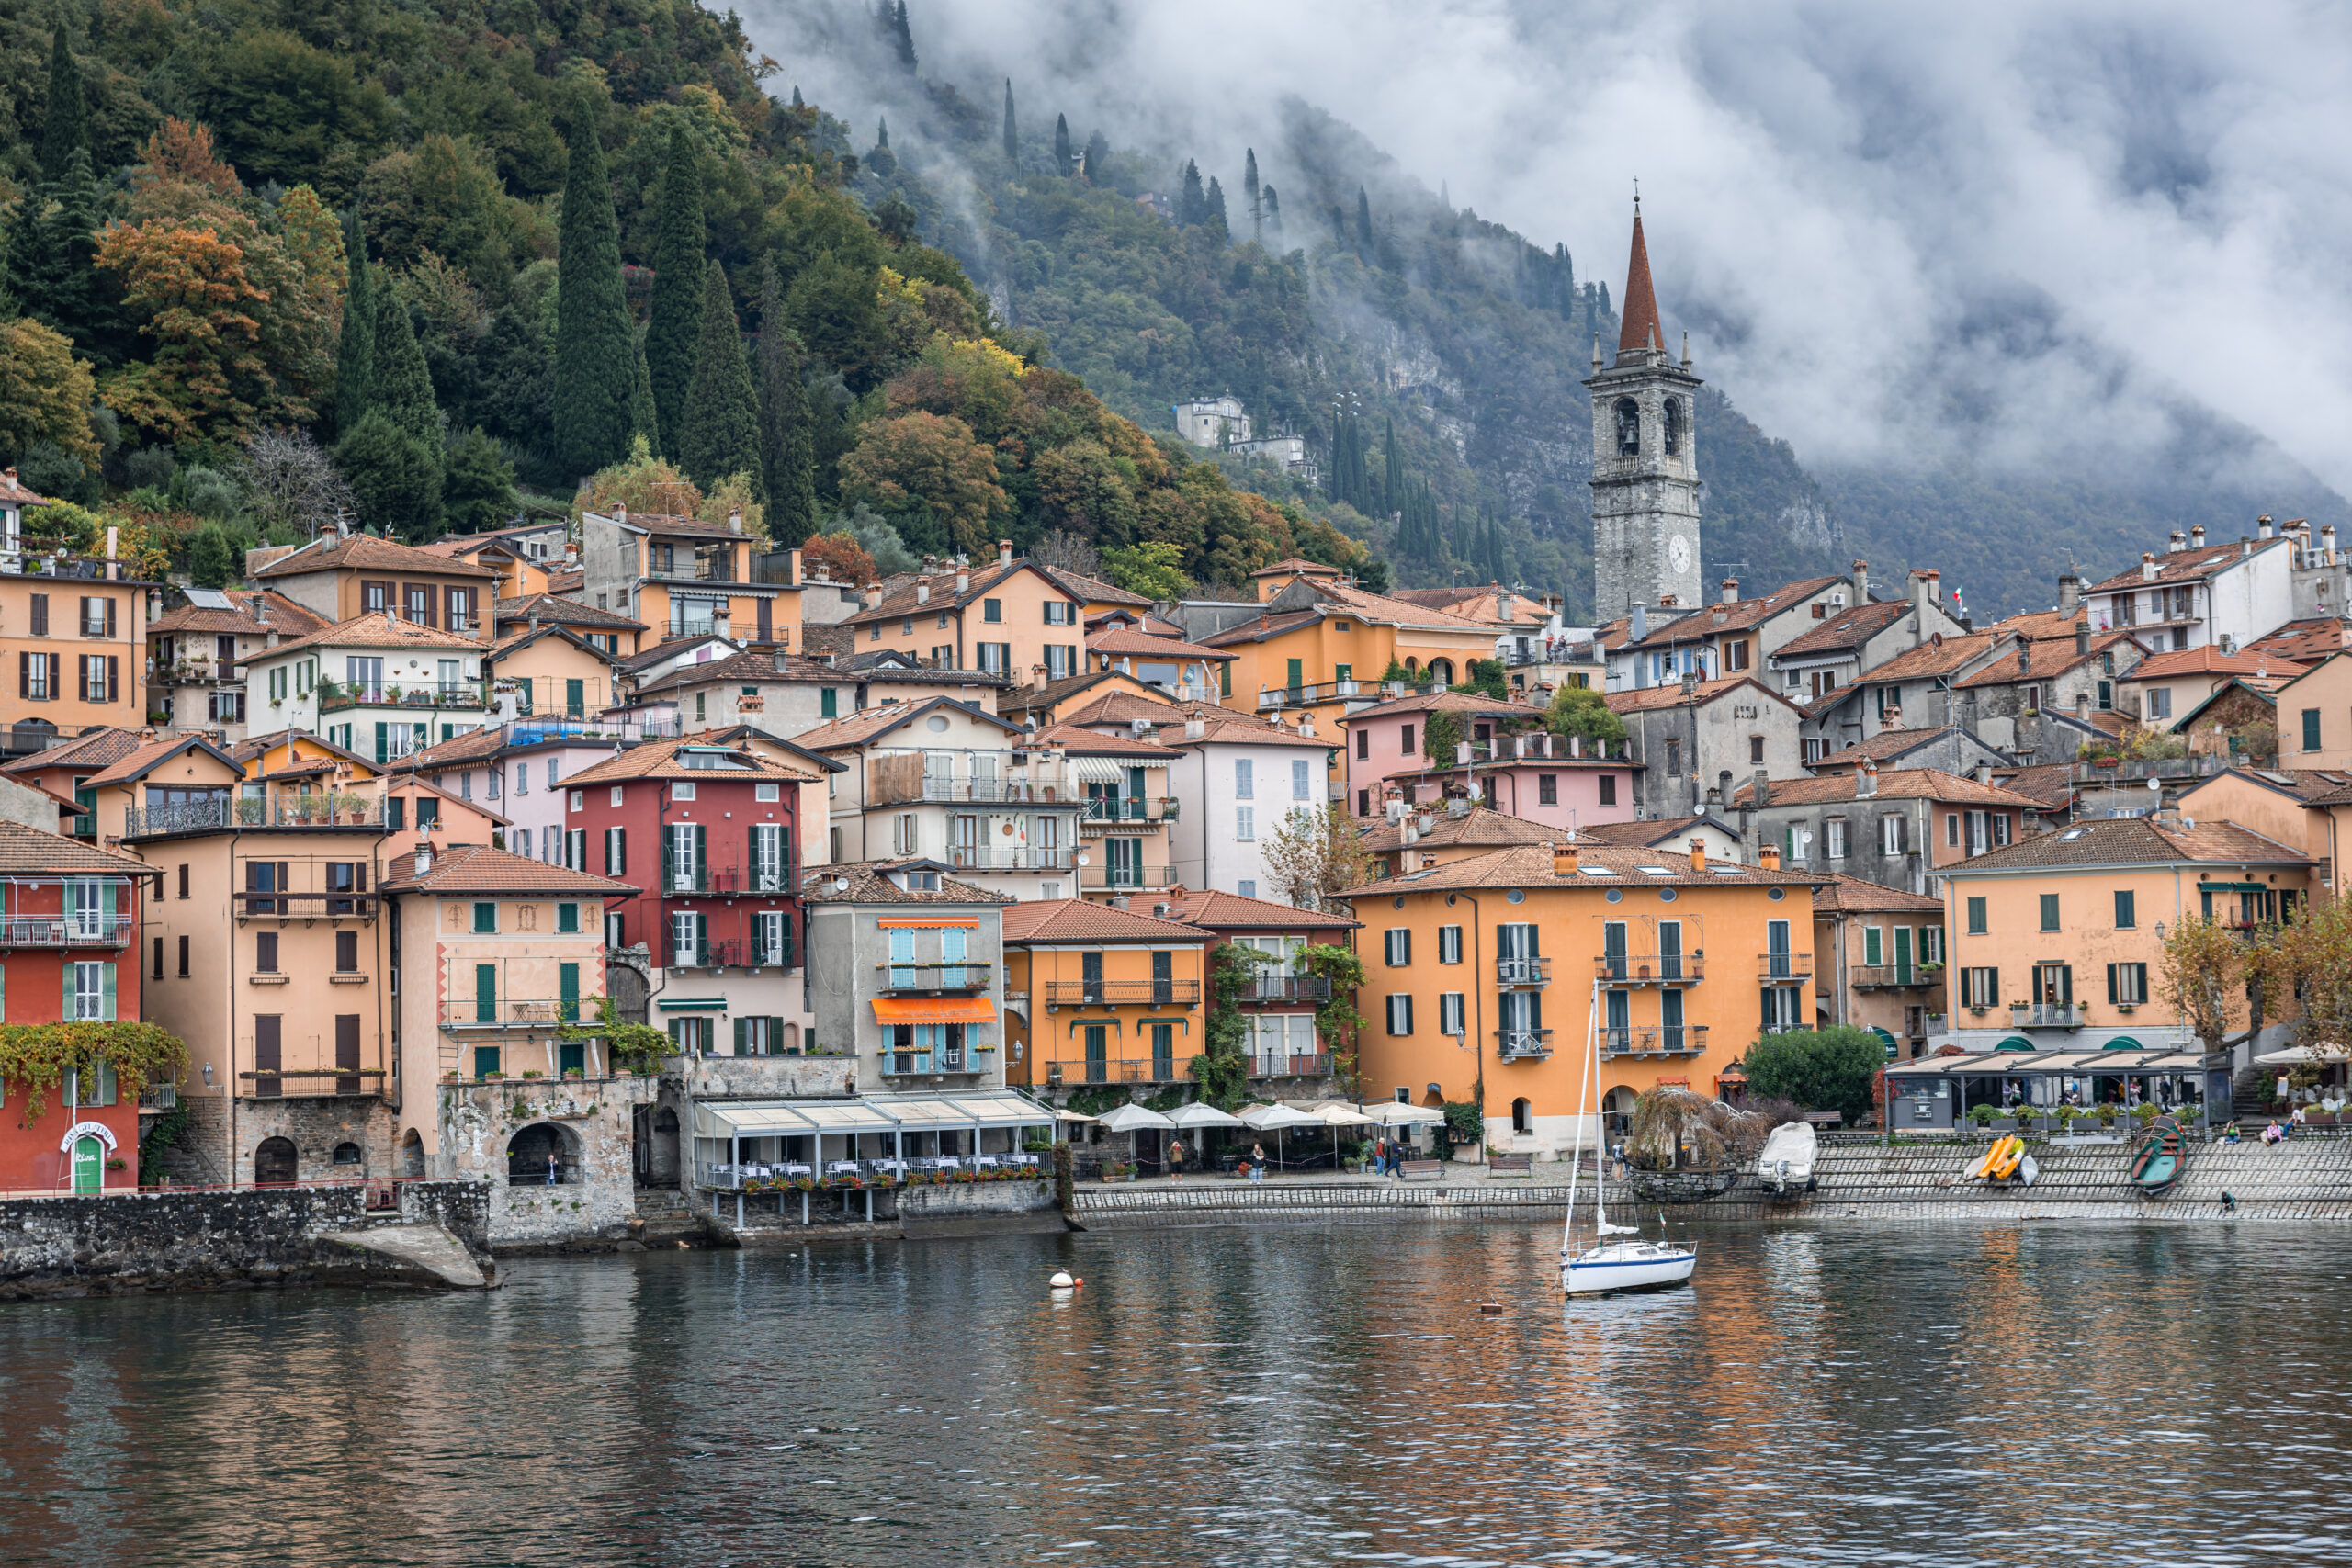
1562;1242;1698;1295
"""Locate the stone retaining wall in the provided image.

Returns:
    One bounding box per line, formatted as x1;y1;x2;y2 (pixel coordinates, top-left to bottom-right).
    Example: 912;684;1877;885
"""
0;1181;492;1301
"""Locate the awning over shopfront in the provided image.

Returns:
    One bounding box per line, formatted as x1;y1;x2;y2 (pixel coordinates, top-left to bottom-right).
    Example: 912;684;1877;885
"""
1888;1047;2209;1077
1074;758;1130;783
870;996;998;1025
658;998;729;1011
691;1090;1057;1143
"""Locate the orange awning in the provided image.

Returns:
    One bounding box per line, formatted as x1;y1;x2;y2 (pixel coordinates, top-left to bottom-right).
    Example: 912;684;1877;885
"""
876;916;980;929
872;996;998;1025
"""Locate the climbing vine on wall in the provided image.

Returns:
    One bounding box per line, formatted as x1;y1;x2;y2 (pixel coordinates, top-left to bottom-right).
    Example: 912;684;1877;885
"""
560;996;673;1075
1299;942;1366;1093
1190;942;1268;1111
0;1021;189;1122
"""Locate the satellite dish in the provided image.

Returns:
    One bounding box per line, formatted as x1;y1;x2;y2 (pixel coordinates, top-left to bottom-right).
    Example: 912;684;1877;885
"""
2148;777;2164;791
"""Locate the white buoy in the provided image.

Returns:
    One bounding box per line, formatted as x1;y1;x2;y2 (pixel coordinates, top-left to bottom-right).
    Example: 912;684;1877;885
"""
1048;1270;1076;1290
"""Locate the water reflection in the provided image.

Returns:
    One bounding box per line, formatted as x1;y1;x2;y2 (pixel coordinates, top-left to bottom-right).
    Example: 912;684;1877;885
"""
0;1222;2346;1564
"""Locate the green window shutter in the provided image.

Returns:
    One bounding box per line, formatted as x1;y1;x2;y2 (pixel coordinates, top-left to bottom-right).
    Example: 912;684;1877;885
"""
476;963;497;1023
2107;964;2117;1004
820;687;838;718
2304;708;2323;751
558;902;579;933
1286;658;1303;688
101;881;116;921
2040;893;2059;931
374;721;388;763
662;828;674;889
474;901;496;933
694;825;707;889
733;1017;747;1054
695;912;708;954
566;678;584;714
100;962;116;1021
560;962;580;1023
1863;927;1882;966
771;1016;786;1052
1219;662;1230;696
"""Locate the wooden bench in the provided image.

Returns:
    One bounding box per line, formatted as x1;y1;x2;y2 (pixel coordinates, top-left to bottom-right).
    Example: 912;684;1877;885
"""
1398;1159;1445;1183
1487;1154;1533;1179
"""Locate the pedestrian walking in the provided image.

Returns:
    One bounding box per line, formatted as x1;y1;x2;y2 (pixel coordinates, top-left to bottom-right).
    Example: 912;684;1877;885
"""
1169;1138;1188;1181
1250;1141;1268;1182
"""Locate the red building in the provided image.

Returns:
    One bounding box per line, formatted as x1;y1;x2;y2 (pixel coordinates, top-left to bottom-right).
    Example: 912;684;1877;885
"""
561;739;813;1051
0;820;151;1192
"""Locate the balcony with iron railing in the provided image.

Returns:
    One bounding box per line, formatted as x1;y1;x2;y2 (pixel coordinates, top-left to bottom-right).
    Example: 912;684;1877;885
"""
1496;955;1553;987
0;552;136;581
317;679;492;714
1080;795;1179;824
0;913;135;948
235;891;379;919
1239;975;1332;1003
1251;1053;1333;1077
1079;858;1173;893
1601;1025;1710;1058
1043;979;1202;1007
645;548;797;588
1258;678;1444;711
1047;1056;1189;1086
879;962;994;992
882;1048;979;1076
946;847;1074;872
661;861;797;897
442;998;583;1029
1495;1028;1555;1060
127;793;387;838
1759;953;1814;982
2011;1002;2084;1029
1595;954;1702;987
1853;964;1938;989
871;776;1091;807
671;937;799;971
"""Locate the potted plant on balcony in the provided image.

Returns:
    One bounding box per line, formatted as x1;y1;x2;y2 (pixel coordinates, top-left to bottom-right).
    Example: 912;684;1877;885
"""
2054;1104;2081;1135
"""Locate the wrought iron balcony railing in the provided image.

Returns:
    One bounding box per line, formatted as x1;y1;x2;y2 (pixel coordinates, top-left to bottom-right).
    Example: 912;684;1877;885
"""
0;914;135;947
1497;955;1553;987
880;962;994;992
1495;1028;1555;1059
1759;953;1814;982
1595;954;1702;985
1044;979;1201;1006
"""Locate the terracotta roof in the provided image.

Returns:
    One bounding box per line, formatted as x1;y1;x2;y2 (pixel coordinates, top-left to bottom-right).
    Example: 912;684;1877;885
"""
1046;566;1150;607
787;696;1022;751
2246;618;2352;666
1;727;144;775
1854;632;1997;684
617;634;735;674
1813;872;1943;914
149;589;331;640
1730;767;2044;809
1951;632;2136;689
1000;670;1121;716
1622;577;1841;649
1156;887;1359;930
1617;211;1663;355
1000;897;1213;943
1306;579;1498;633
2084;539;2283;593
2127;646;2308;682
82;733;238;789
1086;626;1235;661
487;623;621;664
1812;727;1983;769
492;593;647;632
380;843;635;897
1249;558;1347;578
1341;689;1537;722
0;469;52;509
841;559;1148;631
1989;764;2078;809
1993;607;2091;641
394;728;511;769
1059;692;1190;730
1361;804;1560;853
545;568;583;594
1772;598;1911;658
0;818;152;874
1196;609;1325;648
250;610;486;659
1573;814;1728;850
1340;840;1817;897
2187;766;2352;807
1940;815;2312;873
1031;722;1182;759
253;534;501;581
560;738;821;786
1607;675;1798;715
593;510;761;542
1155;705;1333;749
799;860;1012;905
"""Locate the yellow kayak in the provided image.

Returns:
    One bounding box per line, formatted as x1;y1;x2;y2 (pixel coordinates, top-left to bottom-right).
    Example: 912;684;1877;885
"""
1969;1134;2024;1181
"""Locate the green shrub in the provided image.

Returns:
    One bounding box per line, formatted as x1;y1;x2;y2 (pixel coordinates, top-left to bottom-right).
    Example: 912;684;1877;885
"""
1741;1027;1887;1125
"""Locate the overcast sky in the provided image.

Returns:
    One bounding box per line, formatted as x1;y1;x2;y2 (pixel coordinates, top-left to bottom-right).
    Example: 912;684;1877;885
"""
747;0;2352;496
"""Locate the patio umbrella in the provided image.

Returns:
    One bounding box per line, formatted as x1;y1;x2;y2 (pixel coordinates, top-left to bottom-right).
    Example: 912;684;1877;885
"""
1168;1101;1244;1168
1309;1101;1378;1171
1364;1103;1446;1125
2255;1045;2352;1066
1239;1102;1319;1173
1095;1103;1176;1131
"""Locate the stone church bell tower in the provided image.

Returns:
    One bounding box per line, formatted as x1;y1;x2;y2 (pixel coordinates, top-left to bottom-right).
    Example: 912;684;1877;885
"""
1587;204;1703;623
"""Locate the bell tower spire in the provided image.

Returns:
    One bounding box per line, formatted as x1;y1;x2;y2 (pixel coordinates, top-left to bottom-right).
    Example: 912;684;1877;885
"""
1587;201;1702;624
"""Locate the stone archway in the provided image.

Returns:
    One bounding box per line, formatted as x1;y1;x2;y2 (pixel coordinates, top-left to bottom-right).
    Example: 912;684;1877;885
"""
506;1122;583;1185
254;1136;298;1185
400;1129;425;1179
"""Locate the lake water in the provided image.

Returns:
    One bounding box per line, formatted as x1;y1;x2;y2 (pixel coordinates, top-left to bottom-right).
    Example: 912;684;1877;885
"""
0;1220;2346;1565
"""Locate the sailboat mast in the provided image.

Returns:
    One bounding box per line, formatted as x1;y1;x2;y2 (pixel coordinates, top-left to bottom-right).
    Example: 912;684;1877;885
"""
1566;978;1599;1249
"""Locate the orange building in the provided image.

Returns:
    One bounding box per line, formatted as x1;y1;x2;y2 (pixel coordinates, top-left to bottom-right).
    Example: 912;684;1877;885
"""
1812;873;1947;1059
835;545;1149;683
1344;838;1821;1158
1199;575;1498;722
1001;899;1212;1095
580;507;804;647
249;533;502;640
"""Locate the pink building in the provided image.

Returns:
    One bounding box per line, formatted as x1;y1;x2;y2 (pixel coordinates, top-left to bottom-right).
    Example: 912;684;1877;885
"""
1340;690;1637;832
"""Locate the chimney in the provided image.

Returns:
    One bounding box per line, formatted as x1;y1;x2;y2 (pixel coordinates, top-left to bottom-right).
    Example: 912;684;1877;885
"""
2167;529;2187;553
413;841;433;876
1031;663;1049;692
529;607;540;637
1185;717;1204;739
1851;559;1869;603
1553;841;1577;876
2075;690;2090;722
1296;713;1315;738
1659;593;1677;608
1751;767;1770;807
2018;641;2030;674
1111;894;1129;910
2325;524;2338;565
713;606;731;643
728;507;742;534
2057;571;2081;618
2075;620;2089;656
865;580;883;610
916;581;930;605
1856;761;1878;797
2141;552;2159;581
1721;579;1739;604
1910;569;1939;640
1632;604;1649;643
1975;761;1994;785
254;596;268;626
614;503;627;529
2258;513;2275;540
1689;837;1707;873
1759;844;1781;871
956;570;969;595
266;628;279;650
2190;524;2207;549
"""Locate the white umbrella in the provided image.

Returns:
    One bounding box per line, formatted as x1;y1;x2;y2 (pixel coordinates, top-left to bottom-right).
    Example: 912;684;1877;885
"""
1308;1101;1377;1173
1364;1103;1445;1125
1048;1106;1100;1122
1166;1101;1243;1171
1239;1102;1317;1174
1096;1102;1177;1132
2255;1045;2351;1066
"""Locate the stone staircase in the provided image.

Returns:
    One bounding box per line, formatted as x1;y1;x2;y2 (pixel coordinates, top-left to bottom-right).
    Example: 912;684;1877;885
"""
631;1187;706;1247
2233;1062;2280;1122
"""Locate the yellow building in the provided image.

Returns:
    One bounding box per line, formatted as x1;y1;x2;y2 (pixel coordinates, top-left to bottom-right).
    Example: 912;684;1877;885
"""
1936;814;2312;1059
580;507;805;647
250;532;503;640
1343;838;1820;1158
1001;898;1213;1096
1201;575;1499;724
1812;873;1947;1059
486;622;628;720
835;546;1150;683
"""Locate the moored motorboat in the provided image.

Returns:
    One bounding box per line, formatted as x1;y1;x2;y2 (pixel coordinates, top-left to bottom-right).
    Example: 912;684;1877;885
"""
2128;1116;2188;1196
1758;1120;1817;1196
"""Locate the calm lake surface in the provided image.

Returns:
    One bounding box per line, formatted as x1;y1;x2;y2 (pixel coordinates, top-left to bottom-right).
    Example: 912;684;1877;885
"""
0;1220;2345;1566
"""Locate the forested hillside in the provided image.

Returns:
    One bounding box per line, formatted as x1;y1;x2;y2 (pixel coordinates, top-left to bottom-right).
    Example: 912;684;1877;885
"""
0;1;1371;597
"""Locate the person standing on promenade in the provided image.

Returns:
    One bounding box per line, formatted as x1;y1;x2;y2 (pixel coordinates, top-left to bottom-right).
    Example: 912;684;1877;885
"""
1169;1138;1188;1180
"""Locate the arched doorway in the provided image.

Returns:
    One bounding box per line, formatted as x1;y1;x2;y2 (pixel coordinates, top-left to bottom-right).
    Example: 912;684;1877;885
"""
1426;659;1455;686
1602;1087;1639;1139
71;1134;105;1194
506;1122;581;1184
400;1129;425;1179
647;1106;680;1186
254;1137;298;1185
1510;1098;1533;1134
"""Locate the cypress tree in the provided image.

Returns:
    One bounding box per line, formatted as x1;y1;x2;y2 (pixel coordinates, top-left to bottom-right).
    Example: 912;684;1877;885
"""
552;106;638;479
1355;186;1374;251
7;149;113;360
1204;176;1228;240
1001;80;1017;162
1261;185;1281;240
1381;417;1400;518
372;286;438;446
1243;149;1261;235
334;212;375;437
679;262;760;492
889;1;917;71
1178;161;1204;226
1600;281;1611;319
630;329;659;451
1084;129;1110;177
1053;114;1071;175
38;25;84;186
646;128;706;457
758;258;819;547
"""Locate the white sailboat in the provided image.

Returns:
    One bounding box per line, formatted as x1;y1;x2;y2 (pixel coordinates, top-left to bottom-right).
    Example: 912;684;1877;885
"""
1563;980;1697;1295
